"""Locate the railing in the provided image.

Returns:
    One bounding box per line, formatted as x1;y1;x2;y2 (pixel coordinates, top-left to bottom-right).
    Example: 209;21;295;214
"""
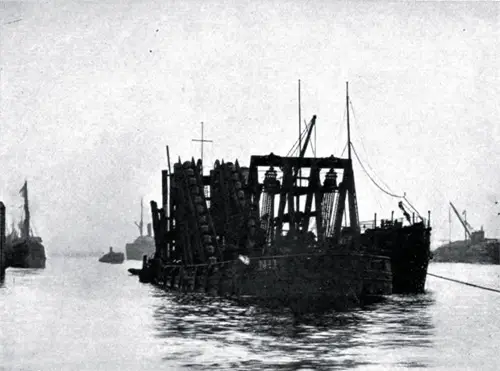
359;216;429;230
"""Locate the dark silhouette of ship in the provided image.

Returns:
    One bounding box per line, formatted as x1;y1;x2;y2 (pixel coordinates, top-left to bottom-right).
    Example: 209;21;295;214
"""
125;198;155;260
99;247;125;264
135;83;432;312
5;182;46;269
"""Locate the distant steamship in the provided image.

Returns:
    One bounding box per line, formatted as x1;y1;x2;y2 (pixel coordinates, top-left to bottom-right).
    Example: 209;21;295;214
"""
125;198;155;260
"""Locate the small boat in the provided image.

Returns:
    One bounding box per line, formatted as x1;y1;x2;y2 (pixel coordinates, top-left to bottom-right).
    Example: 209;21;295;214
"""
6;181;46;269
99;247;125;264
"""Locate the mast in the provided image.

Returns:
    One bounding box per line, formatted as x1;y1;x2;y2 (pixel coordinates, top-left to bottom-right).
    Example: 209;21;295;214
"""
297;79;302;215
135;198;144;237
19;181;30;239
345;82;360;236
346;81;351;160
448;203;452;244
298;79;302;158
140;198;144;237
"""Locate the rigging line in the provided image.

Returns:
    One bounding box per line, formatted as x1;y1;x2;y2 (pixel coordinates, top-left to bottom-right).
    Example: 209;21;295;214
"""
340;142;347;157
285;128;302;156
349;99;395;193
428;272;500;294
403;195;423;218
351;144;405;198
286;119;313;157
349;100;427;220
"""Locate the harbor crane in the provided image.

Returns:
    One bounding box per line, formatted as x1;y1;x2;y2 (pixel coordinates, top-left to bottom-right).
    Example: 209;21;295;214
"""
449;202;484;243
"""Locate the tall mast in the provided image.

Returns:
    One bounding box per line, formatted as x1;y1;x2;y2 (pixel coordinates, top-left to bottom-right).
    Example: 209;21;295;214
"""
298;79;302;157
140;197;144;237
448;204;452;244
345;82;360;237
296;80;302;216
135;197;144;237
346;81;351;160
19;181;29;239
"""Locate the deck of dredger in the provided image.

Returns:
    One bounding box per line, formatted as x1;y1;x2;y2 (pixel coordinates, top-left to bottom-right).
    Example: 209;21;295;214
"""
149;151;366;270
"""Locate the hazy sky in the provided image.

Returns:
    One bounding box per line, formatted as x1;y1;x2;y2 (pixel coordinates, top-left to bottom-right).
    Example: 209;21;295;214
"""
1;0;499;253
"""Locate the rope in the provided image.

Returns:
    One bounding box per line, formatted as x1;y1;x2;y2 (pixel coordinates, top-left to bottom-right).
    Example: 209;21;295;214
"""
403;195;423;220
428;272;500;294
348;101;428;219
349;100;396;193
286;119;313;157
351;144;405;198
350;142;427;220
340;142;347;157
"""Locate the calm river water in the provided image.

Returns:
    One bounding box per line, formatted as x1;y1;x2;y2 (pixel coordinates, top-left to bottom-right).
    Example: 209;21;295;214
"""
1;257;499;370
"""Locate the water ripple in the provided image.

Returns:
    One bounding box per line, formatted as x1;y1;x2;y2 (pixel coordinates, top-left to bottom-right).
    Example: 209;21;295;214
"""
150;291;436;370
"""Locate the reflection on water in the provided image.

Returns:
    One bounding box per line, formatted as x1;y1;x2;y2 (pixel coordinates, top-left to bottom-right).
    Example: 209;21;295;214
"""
2;260;499;371
0;267;43;289
152;291;435;370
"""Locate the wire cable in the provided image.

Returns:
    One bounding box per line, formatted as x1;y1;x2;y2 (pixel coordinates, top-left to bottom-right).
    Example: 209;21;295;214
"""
428;272;500;294
351;143;405;198
349;99;396;193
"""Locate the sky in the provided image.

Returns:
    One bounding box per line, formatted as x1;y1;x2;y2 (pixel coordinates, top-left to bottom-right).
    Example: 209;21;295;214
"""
1;0;499;254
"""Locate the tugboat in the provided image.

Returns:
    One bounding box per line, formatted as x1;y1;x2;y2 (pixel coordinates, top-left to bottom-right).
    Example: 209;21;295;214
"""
6;181;46;269
125;199;155;260
99;247;125;264
136;82;432;311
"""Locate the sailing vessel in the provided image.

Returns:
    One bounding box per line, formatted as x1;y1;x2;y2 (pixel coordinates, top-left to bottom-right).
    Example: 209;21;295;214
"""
125;198;155;260
99;247;125;264
6;181;46;269
134;82;435;312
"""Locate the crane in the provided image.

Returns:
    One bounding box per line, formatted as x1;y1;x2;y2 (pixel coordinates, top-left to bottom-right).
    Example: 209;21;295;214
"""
449;202;474;240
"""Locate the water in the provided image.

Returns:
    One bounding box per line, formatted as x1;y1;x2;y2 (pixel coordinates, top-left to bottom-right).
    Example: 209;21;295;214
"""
1;258;499;371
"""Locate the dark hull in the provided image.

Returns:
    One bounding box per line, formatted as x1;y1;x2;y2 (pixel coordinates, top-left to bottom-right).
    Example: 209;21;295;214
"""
141;252;392;312
99;252;125;264
8;238;46;269
363;222;431;294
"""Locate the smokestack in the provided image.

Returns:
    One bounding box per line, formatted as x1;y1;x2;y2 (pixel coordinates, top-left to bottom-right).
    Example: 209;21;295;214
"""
147;223;152;237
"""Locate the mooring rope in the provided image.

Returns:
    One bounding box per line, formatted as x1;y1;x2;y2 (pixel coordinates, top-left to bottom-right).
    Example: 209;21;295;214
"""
428;272;500;294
